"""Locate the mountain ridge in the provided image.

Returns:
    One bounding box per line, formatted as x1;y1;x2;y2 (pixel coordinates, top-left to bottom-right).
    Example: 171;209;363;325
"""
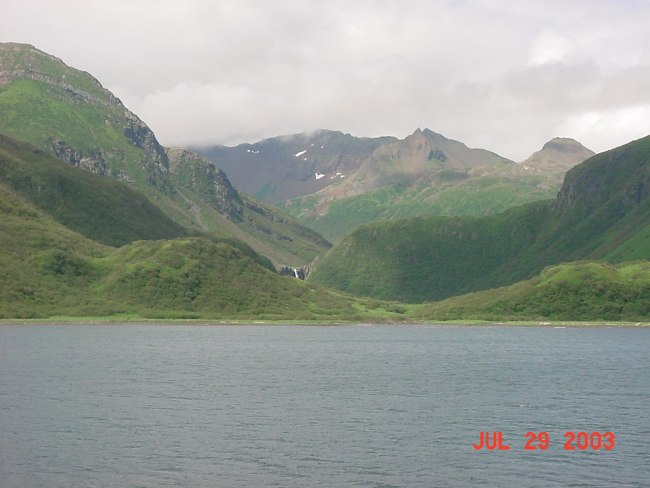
276;134;592;242
309;134;650;302
0;133;409;321
0;42;330;267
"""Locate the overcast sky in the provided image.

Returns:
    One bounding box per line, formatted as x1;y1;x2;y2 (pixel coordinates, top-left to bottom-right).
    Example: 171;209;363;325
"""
2;0;650;160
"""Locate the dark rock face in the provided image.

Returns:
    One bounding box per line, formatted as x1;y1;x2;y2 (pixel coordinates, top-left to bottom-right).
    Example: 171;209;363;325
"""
51;140;110;176
278;265;311;280
123;111;170;174
166;147;244;221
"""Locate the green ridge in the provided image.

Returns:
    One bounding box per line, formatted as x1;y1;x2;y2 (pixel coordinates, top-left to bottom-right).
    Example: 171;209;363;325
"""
0;42;330;267
280;173;557;242
413;261;650;322
311;135;650;303
0;137;406;321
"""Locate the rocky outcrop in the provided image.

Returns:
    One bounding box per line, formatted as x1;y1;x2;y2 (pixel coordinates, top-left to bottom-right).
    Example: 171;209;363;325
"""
51;140;110;176
166;147;244;221
123;111;170;174
278;265;311;280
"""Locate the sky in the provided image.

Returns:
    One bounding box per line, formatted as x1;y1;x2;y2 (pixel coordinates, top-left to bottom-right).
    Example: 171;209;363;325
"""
2;0;650;161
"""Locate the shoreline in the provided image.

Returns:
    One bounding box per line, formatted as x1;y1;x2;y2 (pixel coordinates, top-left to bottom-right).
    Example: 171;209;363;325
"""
1;319;649;327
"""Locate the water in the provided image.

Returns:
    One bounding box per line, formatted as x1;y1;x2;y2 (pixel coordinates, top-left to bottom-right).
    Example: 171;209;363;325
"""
0;324;648;487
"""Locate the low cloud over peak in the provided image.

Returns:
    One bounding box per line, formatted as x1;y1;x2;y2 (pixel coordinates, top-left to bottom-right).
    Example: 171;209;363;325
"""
2;0;650;160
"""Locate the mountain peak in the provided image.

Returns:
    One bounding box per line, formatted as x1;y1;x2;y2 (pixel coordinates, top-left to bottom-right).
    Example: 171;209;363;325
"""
542;137;590;153
520;137;595;172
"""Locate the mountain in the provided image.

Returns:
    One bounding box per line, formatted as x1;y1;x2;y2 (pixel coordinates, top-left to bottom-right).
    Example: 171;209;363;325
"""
276;132;593;242
0;134;408;321
309;135;650;302
195;130;398;204
0;42;330;267
200;127;568;243
519;137;595;173
197;127;512;203
164;146;331;265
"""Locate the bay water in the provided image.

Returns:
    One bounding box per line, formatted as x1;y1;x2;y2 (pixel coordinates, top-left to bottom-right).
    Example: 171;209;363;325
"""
1;324;648;487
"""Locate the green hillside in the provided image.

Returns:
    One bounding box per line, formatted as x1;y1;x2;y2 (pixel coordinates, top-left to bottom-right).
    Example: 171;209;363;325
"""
0;42;330;267
165;147;332;266
309;202;549;302
413;260;650;322
0;140;404;321
0;134;188;246
279;168;559;242
310;135;650;303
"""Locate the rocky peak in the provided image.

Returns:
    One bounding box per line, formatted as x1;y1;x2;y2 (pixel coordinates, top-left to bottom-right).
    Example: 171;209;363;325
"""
520;138;595;173
422;128;450;145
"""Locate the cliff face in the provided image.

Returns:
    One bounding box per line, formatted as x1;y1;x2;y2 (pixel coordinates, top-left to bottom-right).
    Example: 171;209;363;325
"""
166;147;243;220
554;135;650;214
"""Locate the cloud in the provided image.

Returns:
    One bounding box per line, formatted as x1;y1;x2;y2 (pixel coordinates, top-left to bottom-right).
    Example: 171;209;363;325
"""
2;0;650;159
528;30;583;66
558;105;650;152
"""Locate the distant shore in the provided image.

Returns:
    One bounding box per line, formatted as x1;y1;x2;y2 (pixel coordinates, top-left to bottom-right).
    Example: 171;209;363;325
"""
1;319;648;327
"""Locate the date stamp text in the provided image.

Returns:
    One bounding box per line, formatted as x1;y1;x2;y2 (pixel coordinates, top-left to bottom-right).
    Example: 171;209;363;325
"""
473;431;615;450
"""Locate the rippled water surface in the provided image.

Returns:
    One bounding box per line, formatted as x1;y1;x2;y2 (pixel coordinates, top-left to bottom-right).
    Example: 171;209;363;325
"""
1;324;648;487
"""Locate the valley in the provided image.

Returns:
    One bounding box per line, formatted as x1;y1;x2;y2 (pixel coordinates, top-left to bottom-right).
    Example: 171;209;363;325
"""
1;41;649;323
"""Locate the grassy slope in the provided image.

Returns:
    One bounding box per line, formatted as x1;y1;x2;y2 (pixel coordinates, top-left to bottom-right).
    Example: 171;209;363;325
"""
0;134;188;247
280;172;558;242
309;202;550;302
0;176;406;321
0;182;109;318
311;135;650;303
0;43;330;267
413;261;650;322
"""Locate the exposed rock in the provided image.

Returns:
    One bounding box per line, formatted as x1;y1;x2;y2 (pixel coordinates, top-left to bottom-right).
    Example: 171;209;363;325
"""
51;140;110;176
0;42;169;180
278;265;311;280
123;110;170;174
166;147;243;220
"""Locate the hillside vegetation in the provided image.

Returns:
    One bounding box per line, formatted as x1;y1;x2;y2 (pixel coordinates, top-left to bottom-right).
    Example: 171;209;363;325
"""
0;137;405;321
279;166;560;242
413;261;650;322
310;135;650;303
0;134;188;246
3;133;649;322
0;42;330;266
